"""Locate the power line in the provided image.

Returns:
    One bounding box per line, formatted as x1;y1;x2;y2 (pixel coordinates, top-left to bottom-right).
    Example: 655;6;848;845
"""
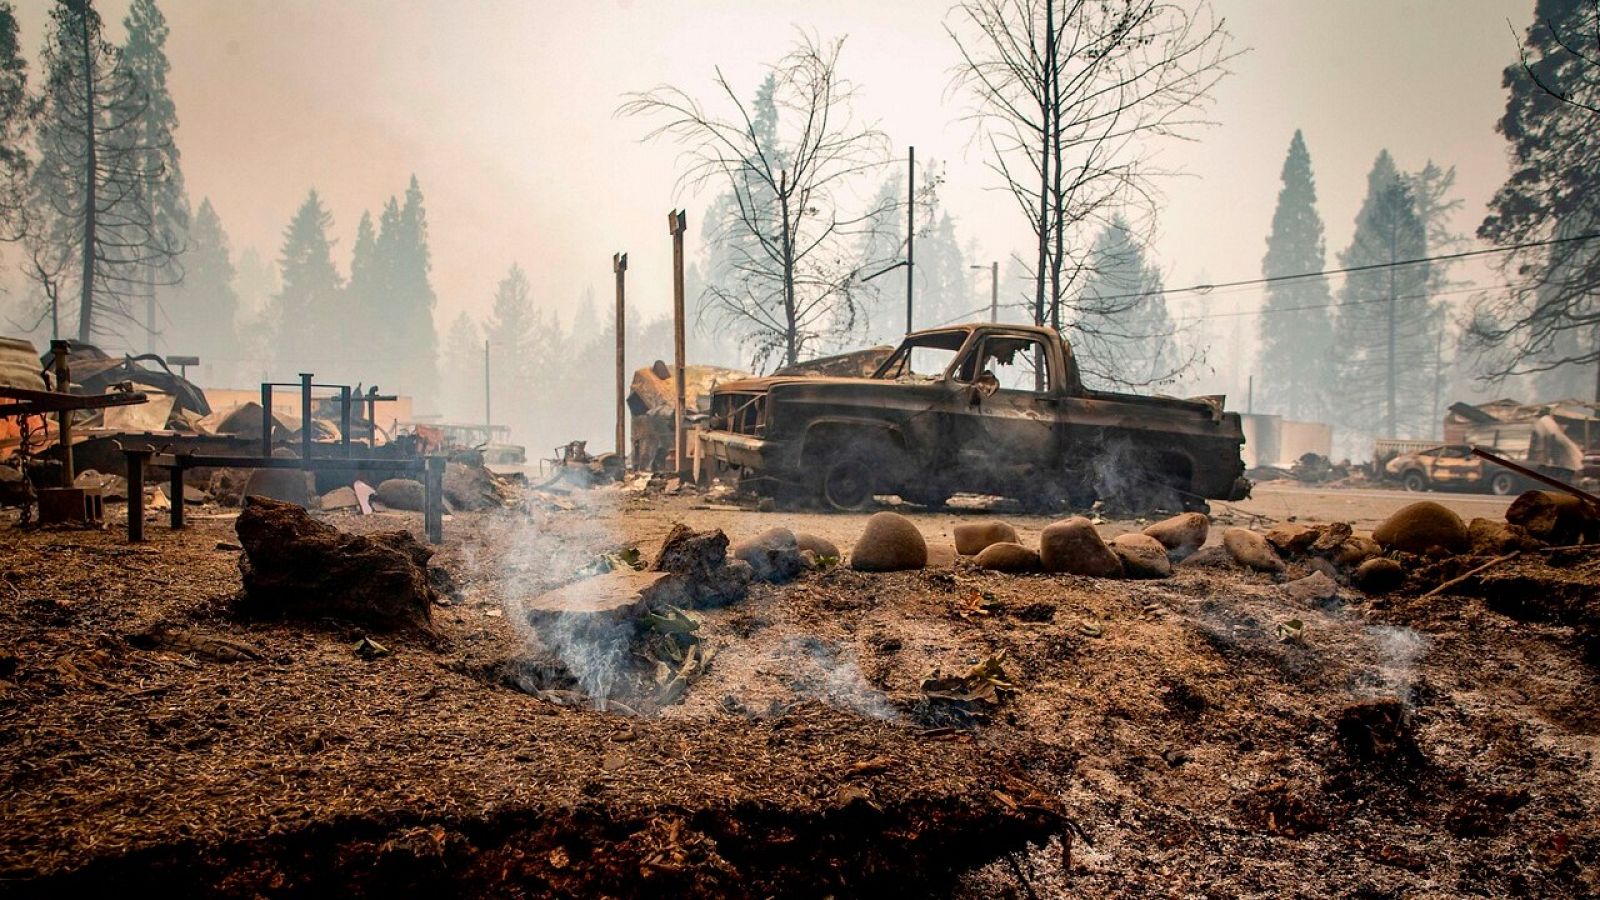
1084;231;1600;304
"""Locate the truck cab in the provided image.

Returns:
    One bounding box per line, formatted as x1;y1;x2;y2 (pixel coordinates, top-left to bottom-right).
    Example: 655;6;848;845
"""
703;323;1249;512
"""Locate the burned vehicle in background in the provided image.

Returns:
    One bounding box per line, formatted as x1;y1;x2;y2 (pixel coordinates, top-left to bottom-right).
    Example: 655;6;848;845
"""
701;323;1249;512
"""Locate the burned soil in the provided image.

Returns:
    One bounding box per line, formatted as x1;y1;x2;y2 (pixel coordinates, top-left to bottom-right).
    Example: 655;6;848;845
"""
1;491;1598;897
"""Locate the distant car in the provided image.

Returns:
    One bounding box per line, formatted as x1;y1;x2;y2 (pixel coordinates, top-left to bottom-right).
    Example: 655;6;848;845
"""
1384;444;1556;495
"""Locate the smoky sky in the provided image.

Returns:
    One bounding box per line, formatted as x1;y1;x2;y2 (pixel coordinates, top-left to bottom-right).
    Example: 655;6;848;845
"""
9;0;1519;361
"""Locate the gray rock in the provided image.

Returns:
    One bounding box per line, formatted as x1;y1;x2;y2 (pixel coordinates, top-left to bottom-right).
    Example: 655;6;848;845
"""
1143;512;1209;560
1353;557;1405;594
953;520;1020;556
1111;532;1172;579
730;526;806;583
974;541;1040;573
374;477;425;512
1039;517;1123;578
1372;501;1468;555
795;532;840;560
1286;570;1339;603
1222;528;1285;573
850;512;928;572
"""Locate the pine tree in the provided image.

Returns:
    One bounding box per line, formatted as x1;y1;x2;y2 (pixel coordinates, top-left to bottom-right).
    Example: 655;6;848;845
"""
439;311;482;424
161;197;237;383
270;190;344;377
119;0;186;351
851;170;905;347
1473;0;1600;399
28;0;180;344
0;1;34;241
486;262;536;435
394;175;438;408
1333;151;1438;442
1257;130;1334;421
1075;216;1182;388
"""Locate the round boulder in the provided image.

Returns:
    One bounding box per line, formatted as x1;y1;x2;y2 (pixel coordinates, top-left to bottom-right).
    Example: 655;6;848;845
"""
1331;533;1382;569
1353;557;1405;594
1222;528;1285;573
953;520;1020;556
850;512;928;572
374;478;426;512
1143;512;1209;560
974;541;1041;573
243;469;313;507
795;532;840;561
1110;532;1172;579
1265;523;1317;556
1372;501;1468;555
1039;517;1123;578
730;526;806;583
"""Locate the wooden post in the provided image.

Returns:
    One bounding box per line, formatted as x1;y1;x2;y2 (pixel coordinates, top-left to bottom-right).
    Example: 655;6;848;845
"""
125;448;149;542
424;456;445;544
614;251;628;464
260;383;273;457
339;386;353;453
50;340;73;486
169;459;185;530
299;373;314;462
669;210;689;479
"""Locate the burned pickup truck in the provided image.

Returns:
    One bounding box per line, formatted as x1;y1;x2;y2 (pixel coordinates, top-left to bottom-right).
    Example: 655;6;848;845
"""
702;323;1249;512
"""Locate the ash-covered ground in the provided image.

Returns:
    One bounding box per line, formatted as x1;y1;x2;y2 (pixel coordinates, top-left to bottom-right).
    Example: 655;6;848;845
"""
1;486;1596;897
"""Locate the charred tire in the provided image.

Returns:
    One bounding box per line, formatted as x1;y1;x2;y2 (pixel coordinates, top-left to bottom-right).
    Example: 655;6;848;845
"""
1489;471;1517;496
1402;471;1428;492
819;446;880;511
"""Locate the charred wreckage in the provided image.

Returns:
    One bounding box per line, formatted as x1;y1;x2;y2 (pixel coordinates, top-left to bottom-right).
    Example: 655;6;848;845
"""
701;324;1250;513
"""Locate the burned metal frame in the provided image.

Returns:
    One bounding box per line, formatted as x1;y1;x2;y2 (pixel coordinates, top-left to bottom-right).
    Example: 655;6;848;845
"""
120;373;444;544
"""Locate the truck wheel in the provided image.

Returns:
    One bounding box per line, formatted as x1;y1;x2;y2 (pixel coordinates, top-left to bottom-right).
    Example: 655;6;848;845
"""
1402;471;1428;492
820;447;878;511
1489;471;1517;496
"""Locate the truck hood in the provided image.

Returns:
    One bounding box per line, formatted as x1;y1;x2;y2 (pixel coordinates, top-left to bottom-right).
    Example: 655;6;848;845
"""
713;375;880;393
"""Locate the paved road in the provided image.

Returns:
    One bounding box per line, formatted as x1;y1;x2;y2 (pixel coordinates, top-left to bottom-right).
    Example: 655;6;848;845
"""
1229;482;1513;531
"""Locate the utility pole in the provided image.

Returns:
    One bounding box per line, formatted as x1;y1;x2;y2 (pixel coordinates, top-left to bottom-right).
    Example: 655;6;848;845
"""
613;252;628;464
971;261;998;322
905;146;915;335
483;340;491;429
669;209;689;479
1386;198;1399;439
1431;330;1443;440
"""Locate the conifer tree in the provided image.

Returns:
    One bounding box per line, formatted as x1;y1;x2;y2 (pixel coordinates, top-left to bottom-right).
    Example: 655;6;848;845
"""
393;175;438;407
1333;151;1438;441
1257;130;1333;420
1075;216;1182;388
0;1;34;241
440;311;482;423
119;0;187;350
28;0;181;344
161;197;237;381
270;190;344;377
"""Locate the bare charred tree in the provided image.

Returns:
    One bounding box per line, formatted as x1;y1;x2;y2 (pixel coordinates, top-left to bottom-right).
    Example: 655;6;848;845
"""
1471;0;1600;400
621;32;889;370
26;0;180;345
947;0;1232;385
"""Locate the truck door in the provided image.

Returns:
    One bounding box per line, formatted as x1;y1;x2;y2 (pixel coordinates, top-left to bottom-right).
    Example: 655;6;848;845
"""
955;335;1059;489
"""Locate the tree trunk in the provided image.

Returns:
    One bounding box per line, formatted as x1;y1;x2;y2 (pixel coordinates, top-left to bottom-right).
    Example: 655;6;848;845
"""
1033;1;1052;331
76;11;97;345
778;174;798;367
1046;0;1063;333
